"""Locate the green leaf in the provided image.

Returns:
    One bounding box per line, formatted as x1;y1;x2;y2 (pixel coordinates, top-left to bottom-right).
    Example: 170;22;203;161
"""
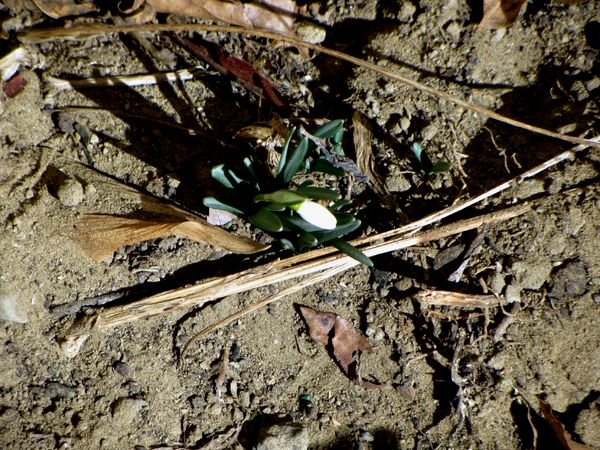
312;217;360;243
298;232;318;249
249;208;283;233
254;189;307;205
281;136;310;184
281;215;324;233
411;143;433;173
203;197;244;215
331;199;352;210
429;161;452;174
264;202;286;212
211;164;246;189
296;185;342;201
280;238;295;250
243;156;258;181
330;238;373;267
276;127;296;178
313;120;344;140
311;157;345;177
331;143;345;156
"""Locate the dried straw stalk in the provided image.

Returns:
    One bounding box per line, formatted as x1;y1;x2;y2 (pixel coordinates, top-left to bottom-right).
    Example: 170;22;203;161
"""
61;204;528;356
19;23;600;149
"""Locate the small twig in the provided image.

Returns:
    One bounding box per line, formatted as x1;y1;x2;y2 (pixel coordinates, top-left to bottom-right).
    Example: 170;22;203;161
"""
415;290;505;309
215;346;230;404
47;67;207;90
19;23;600;149
181;261;354;357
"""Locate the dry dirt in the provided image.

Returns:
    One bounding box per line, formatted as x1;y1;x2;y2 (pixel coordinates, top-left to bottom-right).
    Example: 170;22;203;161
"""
1;1;599;449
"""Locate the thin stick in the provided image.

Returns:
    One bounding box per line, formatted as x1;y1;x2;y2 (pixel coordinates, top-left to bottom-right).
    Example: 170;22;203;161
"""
47;66;206;90
71;203;528;335
415;290;506;308
19;23;599;149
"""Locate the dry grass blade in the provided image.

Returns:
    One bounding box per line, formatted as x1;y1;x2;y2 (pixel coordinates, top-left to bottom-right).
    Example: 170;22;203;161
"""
415;289;506;308
71;172;268;262
73;215;178;262
18;23;600;149
60;203;529;357
47;67;202;90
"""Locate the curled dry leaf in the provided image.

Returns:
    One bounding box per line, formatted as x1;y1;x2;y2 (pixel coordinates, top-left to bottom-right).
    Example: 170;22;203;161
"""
148;0;297;36
479;0;528;29
299;305;381;388
71;176;268;262
31;0;98;18
539;400;592;450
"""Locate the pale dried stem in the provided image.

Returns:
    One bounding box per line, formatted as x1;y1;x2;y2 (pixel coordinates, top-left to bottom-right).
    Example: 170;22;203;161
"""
19;23;600;149
70;203;528;338
47;67;204;90
415;289;506;308
181;261;355;357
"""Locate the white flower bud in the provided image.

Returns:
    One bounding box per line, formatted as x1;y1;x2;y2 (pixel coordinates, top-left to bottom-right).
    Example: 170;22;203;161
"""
293;201;337;230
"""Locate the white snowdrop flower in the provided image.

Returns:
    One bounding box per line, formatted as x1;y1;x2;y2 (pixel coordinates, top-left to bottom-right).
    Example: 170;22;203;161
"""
293;201;337;230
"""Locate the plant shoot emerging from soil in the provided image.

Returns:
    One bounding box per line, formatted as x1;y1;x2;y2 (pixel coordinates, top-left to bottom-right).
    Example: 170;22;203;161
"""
204;121;373;266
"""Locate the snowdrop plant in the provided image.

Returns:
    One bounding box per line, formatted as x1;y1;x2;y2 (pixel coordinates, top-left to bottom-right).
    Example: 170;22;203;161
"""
203;120;373;266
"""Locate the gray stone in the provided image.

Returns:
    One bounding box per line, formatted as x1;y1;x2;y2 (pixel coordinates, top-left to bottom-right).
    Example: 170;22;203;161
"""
256;422;309;450
56;177;84;207
111;397;145;425
0;290;28;323
504;284;522;303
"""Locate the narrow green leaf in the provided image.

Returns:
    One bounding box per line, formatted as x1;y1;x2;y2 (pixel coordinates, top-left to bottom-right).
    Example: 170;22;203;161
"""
249;208;284;233
331;143;345;156
254;189;307;205
211;164;246;189
429;161;452;174
282;136;310;184
280;238;295;250
311;157;345;177
296;185;342;201
264;202;286;212
281;215;323;233
276;127;296;177
312;218;360;243
243;157;258;181
203;197;244;215
411;143;424;164
412;143;433;173
298;232;318;249
330;238;373;267
331;199;352;211
333;128;344;144
313;120;344;139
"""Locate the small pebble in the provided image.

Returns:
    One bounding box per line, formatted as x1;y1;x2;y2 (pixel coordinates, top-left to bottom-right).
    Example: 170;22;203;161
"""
112;361;131;379
0;289;28;323
111;397;145;425
56;178;84;207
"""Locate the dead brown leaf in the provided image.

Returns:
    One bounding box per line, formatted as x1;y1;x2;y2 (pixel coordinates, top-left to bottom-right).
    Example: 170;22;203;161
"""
147;0;297;36
479;0;528;29
71;176;268;262
31;0;98;18
539;400;592;450
299;305;381;388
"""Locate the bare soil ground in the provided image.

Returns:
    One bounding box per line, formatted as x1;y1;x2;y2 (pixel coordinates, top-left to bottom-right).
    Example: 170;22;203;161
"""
1;1;599;449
